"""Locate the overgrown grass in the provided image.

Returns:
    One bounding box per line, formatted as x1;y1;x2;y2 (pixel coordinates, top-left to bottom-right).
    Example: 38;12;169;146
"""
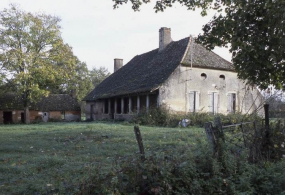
0;122;204;194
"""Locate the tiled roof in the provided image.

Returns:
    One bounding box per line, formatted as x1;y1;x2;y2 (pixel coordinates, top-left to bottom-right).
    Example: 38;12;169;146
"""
0;93;80;111
84;36;234;101
182;37;234;70
84;37;189;101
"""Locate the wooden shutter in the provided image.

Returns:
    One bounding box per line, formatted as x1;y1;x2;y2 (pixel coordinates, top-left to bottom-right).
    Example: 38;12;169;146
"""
232;94;236;113
189;91;195;112
214;93;219;114
209;93;213;113
227;94;232;113
195;92;200;112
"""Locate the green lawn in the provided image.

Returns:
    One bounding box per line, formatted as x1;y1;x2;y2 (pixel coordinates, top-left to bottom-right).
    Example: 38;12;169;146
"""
0;122;204;194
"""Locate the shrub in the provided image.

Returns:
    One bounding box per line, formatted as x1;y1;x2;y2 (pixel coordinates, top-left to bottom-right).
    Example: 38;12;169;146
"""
75;140;285;195
133;108;261;128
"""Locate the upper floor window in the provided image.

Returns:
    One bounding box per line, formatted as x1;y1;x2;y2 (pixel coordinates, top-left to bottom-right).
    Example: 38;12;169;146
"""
219;75;225;80
201;73;207;80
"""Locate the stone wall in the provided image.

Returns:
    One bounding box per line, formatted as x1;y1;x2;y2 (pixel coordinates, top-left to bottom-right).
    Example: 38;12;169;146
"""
86;100;106;120
0;110;42;124
49;111;61;119
65;111;81;121
159;66;263;115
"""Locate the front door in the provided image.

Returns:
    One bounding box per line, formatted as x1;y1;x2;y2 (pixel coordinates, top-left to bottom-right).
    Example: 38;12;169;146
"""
42;112;49;122
21;113;25;123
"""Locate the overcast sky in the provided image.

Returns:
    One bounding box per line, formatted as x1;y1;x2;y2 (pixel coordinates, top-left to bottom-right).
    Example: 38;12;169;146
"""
0;0;231;72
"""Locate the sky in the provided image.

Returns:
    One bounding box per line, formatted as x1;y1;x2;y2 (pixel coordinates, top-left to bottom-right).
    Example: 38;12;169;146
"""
0;0;232;73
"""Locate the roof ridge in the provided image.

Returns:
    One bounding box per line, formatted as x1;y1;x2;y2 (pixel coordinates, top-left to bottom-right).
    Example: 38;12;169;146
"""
195;43;233;66
180;35;192;64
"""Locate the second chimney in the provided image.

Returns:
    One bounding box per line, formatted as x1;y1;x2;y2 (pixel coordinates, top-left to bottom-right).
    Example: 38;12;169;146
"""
159;27;172;52
114;58;123;72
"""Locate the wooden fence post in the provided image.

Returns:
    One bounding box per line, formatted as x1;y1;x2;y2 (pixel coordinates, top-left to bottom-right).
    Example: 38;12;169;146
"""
204;122;216;151
214;116;224;141
134;126;145;161
264;104;270;131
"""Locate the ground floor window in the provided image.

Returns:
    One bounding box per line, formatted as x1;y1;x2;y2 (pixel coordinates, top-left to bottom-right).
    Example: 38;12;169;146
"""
189;91;200;112
209;92;219;114
227;93;236;113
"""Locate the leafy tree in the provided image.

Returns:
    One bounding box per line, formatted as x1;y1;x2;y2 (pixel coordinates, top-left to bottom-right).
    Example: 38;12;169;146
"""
113;0;285;89
89;66;110;88
0;5;77;123
47;58;93;102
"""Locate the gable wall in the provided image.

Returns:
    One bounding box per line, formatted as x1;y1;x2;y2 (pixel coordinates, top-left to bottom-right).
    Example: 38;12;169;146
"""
65;111;81;121
86;100;109;120
159;65;263;115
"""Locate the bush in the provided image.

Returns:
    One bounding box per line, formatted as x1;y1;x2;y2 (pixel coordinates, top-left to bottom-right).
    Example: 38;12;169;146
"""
75;140;285;194
133;108;261;127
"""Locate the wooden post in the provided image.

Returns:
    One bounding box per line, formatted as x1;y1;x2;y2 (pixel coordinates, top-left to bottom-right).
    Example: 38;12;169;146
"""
204;122;216;151
134;126;145;161
146;95;150;112
129;97;132;114
114;98;117;114
121;98;124;114
214;116;224;141
103;100;105;114
137;95;140;114
264;104;270;130
108;99;111;114
264;104;271;156
90;105;94;120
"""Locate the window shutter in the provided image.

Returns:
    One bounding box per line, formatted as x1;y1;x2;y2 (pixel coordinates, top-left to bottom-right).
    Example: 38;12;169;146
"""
209;93;213;113
189;92;195;112
227;94;232;113
232;94;236;112
214;93;219;114
195;92;200;111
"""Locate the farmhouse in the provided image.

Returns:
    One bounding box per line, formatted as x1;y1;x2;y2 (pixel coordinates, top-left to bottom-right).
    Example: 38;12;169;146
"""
84;27;263;120
0;93;81;124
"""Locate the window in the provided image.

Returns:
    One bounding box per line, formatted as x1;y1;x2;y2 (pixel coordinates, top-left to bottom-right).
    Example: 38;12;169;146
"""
209;92;219;114
227;93;236;113
189;91;200;112
219;75;225;80
201;73;207;80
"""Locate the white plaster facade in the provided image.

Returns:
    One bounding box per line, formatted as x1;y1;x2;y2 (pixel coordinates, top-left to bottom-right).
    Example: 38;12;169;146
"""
159;66;263;115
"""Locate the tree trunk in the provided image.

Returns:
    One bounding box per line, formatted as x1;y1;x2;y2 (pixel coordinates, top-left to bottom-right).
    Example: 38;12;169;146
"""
23;96;30;124
24;106;30;124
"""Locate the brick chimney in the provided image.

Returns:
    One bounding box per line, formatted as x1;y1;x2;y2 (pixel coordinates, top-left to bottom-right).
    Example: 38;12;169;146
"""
114;58;123;72
159;27;172;52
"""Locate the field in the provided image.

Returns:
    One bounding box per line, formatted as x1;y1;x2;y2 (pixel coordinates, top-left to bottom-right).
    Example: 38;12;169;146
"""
0;122;205;194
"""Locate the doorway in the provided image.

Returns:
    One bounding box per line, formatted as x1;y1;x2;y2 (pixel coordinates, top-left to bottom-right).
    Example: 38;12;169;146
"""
42;112;49;122
21;113;24;123
3;111;13;124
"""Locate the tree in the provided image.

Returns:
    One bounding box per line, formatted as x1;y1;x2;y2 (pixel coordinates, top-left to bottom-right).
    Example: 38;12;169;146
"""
0;5;77;123
113;0;285;90
49;59;94;101
89;66;110;88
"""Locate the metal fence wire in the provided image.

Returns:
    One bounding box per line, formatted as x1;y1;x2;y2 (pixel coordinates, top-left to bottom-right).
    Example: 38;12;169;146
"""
205;117;259;155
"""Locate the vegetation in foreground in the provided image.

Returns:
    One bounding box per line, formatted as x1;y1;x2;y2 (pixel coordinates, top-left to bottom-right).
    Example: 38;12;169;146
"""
0;122;204;194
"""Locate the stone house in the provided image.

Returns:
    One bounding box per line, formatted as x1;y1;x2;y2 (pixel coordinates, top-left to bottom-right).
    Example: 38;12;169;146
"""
83;27;263;120
0;93;81;124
